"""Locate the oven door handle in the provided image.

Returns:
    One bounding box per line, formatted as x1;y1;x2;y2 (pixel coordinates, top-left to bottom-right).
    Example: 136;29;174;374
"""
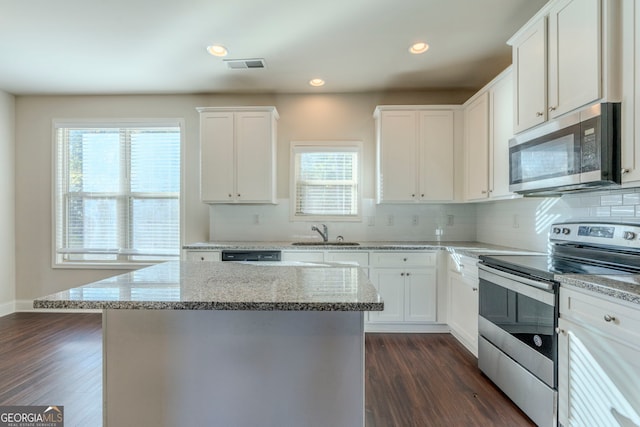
478;264;554;291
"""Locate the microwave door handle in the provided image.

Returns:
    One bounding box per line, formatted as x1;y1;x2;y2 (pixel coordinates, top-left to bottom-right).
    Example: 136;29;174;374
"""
478;264;554;291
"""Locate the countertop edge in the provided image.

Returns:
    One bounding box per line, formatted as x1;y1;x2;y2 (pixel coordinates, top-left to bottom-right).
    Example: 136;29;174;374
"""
556;275;640;306
32;300;385;311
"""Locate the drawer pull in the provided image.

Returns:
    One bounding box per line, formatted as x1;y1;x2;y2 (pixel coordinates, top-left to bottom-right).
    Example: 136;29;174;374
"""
604;314;616;323
472;287;478;291
400;272;405;276
403;258;407;262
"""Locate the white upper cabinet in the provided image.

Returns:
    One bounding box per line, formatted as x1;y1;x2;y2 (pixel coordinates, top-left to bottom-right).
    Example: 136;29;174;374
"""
509;0;620;134
198;107;278;204
512;17;547;132
547;0;602;118
464;68;518;201
621;0;640;183
464;93;490;201
489;69;516;199
375;106;458;203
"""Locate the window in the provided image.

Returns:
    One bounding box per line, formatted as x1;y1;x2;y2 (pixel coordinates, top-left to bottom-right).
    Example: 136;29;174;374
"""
54;120;182;267
290;141;362;221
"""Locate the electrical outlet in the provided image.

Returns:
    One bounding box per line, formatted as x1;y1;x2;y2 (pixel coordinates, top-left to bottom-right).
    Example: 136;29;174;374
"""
412;215;419;226
447;215;454;226
386;215;394;226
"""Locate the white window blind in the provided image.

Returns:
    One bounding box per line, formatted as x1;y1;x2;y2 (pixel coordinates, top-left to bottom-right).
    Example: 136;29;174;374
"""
54;122;181;266
291;142;361;219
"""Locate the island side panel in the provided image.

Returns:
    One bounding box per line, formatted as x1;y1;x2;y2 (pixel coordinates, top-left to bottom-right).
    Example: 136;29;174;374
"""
103;309;365;427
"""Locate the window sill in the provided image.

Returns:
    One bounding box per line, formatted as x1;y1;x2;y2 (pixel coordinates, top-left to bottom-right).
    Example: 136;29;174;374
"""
52;261;169;270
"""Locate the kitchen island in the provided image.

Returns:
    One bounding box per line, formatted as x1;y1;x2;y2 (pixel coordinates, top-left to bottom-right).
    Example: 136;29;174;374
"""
34;261;383;427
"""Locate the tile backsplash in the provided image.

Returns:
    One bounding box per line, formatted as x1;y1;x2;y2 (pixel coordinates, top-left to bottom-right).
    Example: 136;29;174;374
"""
476;187;640;252
210;199;477;242
207;188;640;252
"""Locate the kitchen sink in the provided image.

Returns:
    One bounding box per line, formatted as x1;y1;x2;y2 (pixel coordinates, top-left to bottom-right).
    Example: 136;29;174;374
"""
291;242;360;246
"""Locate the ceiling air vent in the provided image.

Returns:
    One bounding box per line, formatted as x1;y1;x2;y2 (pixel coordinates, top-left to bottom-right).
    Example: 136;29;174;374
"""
224;59;266;69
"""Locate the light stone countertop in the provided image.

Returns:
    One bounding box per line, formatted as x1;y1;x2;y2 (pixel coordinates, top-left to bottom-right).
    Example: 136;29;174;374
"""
33;261;383;311
556;274;640;306
183;240;540;258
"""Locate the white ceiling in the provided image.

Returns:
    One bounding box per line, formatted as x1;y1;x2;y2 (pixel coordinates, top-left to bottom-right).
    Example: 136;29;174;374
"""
0;0;547;95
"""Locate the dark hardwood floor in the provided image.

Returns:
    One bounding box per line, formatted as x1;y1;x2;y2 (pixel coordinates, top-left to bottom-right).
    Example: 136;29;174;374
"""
0;313;535;426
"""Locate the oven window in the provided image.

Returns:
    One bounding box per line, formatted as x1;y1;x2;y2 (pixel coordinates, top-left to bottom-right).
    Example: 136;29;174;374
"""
510;124;581;184
479;280;556;360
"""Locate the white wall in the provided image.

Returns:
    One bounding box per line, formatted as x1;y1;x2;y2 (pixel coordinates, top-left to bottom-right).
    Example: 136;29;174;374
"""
0;90;16;316
476;188;640;252
14;89;475;303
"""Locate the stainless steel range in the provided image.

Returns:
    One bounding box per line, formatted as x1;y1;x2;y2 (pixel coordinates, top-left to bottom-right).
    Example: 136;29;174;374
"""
478;221;640;427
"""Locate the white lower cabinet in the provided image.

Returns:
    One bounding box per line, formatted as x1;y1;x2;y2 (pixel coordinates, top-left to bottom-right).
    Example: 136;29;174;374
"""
367;251;439;331
558;286;640;427
281;251;324;263
184;250;221;262
447;255;479;356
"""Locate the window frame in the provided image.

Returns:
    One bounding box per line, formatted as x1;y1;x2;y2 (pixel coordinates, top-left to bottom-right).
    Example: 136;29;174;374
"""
289;140;363;222
51;118;185;269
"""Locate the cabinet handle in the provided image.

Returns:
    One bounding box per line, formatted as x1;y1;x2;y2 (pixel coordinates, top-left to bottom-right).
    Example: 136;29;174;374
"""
403;258;407;262
228;193;232;198
548;106;556;112
411;194;415;198
400;272;405;276
555;327;566;335
421;194;425;198
604;314;616;323
481;190;487;194
472;287;478;291
622;168;630;175
536;112;544;117
237;193;241;197
200;257;205;261
406;272;410;277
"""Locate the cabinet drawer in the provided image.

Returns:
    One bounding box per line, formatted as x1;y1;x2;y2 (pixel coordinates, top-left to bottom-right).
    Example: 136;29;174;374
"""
185;251;221;262
325;251;369;266
281;251;324;263
451;256;479;281
561;287;640;347
371;251;436;268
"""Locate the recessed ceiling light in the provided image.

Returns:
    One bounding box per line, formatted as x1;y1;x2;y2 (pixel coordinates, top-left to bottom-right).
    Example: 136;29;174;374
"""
206;45;228;57
409;42;429;54
309;78;325;87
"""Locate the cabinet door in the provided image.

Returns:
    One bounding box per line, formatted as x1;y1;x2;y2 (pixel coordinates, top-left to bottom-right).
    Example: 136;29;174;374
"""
448;272;479;355
200;112;235;202
513;17;547;133
622;0;640;183
368;269;404;323
377;111;418;202
235;112;275;203
418;110;454;201
404;269;436;322
465;92;490;201
548;0;601;118
558;318;640;427
489;71;515;199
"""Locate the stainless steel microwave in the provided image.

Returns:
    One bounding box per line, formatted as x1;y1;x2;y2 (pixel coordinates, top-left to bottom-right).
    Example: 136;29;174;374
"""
509;102;621;196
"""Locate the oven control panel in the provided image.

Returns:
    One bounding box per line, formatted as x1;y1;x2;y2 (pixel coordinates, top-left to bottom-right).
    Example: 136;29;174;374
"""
550;222;640;247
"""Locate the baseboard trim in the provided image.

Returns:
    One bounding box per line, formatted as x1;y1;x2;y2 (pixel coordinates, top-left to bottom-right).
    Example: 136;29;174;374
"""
365;323;450;333
15;299;101;314
0;300;15;318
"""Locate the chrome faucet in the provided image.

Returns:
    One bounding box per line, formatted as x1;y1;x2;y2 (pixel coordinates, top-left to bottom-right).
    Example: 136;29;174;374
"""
311;224;328;242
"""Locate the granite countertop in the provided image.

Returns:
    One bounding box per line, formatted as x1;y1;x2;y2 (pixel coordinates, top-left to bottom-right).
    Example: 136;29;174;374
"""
556;274;640;306
33;261;383;312
183;241;539;258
